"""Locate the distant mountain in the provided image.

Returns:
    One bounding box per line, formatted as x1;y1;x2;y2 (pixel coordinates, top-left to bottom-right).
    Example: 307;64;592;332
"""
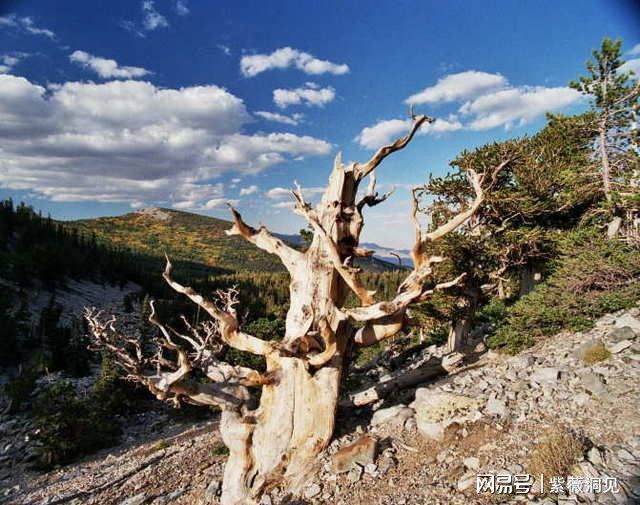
274;233;413;268
72;208;403;274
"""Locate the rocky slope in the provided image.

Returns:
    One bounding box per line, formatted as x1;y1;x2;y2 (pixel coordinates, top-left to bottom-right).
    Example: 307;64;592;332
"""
3;305;640;505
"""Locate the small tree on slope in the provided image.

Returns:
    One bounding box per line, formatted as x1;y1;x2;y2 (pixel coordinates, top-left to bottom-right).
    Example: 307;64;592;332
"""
85;114;510;505
570;38;640;241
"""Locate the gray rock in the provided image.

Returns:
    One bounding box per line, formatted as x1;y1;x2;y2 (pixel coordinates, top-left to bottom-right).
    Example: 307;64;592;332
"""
582;373;607;397
457;472;476;491
379;456;397;474
463;456;480;470
609;340;633;354
346;464;363;483
304;483;321;499
370;405;414;428
118;493;146;505
573;392;591;406
608;326;637;343
614;314;640;332
410;390;483;441
530;367;559;384
485;398;507;417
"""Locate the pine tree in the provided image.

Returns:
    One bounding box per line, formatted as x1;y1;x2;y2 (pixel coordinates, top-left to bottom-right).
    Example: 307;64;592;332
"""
570;38;640;240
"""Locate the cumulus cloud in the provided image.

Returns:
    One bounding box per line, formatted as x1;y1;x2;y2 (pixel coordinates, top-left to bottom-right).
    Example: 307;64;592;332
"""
217;44;231;56
379;70;583;139
460;86;582;130
405;71;507;106
255;110;304;125
0;53;27;74
175;0;190;16
0;14;55;39
620;58;640;76
142;1;168;30
70;50;151;79
355;117;463;150
266;185;324;200
273;82;335;109
239;185;258;196
628;43;640;56
121;1;168;37
0;74;332;209
240;47;349;78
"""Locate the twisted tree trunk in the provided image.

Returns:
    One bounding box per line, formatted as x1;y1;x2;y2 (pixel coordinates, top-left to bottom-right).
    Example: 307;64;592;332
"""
86;112;509;505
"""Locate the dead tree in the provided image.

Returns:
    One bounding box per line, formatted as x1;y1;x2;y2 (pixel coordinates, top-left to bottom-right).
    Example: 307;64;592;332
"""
85;113;507;505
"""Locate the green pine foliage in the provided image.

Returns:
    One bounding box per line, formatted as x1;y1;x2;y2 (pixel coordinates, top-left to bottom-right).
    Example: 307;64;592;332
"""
487;231;640;353
32;380;121;468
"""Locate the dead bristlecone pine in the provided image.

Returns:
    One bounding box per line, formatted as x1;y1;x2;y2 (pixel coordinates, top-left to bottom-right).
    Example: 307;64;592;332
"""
85;111;511;505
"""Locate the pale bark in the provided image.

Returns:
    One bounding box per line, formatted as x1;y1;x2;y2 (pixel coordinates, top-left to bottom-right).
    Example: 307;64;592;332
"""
85;112;508;505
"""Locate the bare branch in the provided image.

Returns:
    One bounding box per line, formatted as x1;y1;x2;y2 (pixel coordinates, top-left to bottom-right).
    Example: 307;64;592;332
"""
162;256;276;356
84;308;253;411
226;205;304;273
355;114;435;180
357;173;395;211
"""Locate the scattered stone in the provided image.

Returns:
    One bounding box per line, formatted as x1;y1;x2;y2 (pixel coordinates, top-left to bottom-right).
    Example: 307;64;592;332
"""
609;340;633;354
410;390;483;441
614;314;640;333
118;493;146;505
378;456;397;474
457;472;476;491
485;398;507;417
370;405;414;428
304;483;321;499
530;367;559;384
463;456;480;470
608;326;637;343
346;464;363;483
331;435;377;474
582;373;607;397
573;392;591;406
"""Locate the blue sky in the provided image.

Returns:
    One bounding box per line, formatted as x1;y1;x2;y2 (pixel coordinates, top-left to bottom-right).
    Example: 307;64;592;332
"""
0;0;639;248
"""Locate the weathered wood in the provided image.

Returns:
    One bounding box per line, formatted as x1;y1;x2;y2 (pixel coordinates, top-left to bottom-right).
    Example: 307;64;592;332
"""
342;357;448;407
86;111;506;505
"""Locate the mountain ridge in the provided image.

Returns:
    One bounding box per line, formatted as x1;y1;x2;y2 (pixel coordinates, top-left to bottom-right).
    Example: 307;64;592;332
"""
70;207;404;274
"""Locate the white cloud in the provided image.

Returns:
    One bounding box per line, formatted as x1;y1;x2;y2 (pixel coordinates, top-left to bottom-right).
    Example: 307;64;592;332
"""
355;117;462;150
405;71;507;106
203;198;238;210
628;44;640;56
266;187;291;200
175;0;190;16
460;86;582;130
69;50;151;79
142;1;168;30
620;58;640;76
217;44;231;56
0;14;55;39
255;110;303;125
266;185;324;200
356;119;411;150
0;53;27;74
273;83;335;109
239;185;258;196
0;74;332;209
272;201;295;209
121;1;168;37
240;47;349;78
